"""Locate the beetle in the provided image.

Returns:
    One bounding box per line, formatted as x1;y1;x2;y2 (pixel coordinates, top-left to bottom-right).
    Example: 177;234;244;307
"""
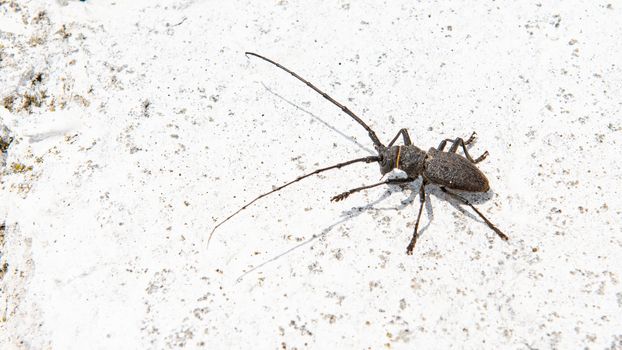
209;52;508;254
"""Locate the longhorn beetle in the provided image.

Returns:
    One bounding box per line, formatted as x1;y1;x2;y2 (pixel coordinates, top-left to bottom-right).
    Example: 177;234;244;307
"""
209;52;508;254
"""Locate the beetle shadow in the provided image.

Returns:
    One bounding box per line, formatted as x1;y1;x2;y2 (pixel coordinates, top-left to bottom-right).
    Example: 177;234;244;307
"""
346;183;498;242
235;181;417;282
453;187;494;204
340;179;436;241
260;83;376;155
427;186;497;227
235;183;499;281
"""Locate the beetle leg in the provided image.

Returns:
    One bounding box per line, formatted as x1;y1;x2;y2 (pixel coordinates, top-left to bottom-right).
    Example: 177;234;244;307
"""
387;128;412;147
437;131;476;150
449;138;488;163
440;187;509;241
406;181;426;255
464;131;477;145
437;139;449;151
438;134;488;164
331;177;414;202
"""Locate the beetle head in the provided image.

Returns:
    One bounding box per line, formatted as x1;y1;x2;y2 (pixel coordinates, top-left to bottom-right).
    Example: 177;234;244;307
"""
378;146;399;175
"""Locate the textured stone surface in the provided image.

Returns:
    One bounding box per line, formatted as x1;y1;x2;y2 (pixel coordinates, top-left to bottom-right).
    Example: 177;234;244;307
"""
1;1;621;349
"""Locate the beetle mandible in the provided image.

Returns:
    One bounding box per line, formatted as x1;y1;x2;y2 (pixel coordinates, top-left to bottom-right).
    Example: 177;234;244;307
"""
209;52;508;254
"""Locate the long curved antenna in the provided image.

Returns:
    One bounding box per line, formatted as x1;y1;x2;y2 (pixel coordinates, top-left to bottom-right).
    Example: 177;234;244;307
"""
245;52;385;152
207;155;380;249
440;187;509;241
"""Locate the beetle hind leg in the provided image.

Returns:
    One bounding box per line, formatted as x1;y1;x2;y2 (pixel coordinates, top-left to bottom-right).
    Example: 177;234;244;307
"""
440;187;509;241
438;132;488;164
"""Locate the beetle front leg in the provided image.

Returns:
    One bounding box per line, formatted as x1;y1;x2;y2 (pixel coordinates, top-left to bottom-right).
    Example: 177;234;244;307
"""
330;177;414;202
387;128;412;147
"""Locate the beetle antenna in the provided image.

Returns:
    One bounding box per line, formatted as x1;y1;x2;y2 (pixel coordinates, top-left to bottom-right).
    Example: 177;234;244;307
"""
245;52;385;152
208;155;380;250
440;187;509;241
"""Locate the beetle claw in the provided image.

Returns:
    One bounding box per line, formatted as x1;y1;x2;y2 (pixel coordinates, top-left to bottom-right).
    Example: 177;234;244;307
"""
473;150;489;163
331;192;350;202
466;132;478;145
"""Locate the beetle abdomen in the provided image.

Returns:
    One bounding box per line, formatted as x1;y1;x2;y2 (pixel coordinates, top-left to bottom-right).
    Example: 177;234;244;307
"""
423;148;489;192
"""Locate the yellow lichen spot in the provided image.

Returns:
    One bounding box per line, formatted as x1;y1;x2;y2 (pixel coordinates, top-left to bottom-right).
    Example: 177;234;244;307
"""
3;95;15;112
28;36;45;47
11;163;33;173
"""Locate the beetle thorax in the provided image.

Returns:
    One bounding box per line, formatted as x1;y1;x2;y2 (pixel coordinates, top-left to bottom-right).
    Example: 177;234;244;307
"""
379;145;426;176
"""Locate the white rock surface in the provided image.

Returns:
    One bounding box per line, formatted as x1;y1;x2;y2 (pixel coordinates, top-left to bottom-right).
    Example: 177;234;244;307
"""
1;0;621;349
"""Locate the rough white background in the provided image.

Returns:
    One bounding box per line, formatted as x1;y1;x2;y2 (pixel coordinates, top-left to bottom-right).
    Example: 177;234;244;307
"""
1;0;621;349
